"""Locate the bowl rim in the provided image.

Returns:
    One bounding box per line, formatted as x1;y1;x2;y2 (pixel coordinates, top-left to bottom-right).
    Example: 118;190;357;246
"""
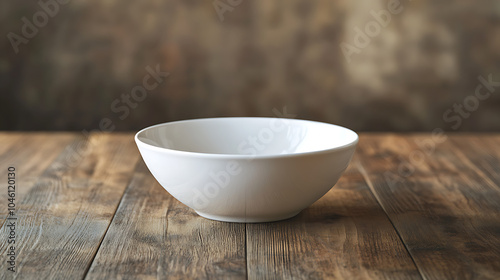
135;117;358;159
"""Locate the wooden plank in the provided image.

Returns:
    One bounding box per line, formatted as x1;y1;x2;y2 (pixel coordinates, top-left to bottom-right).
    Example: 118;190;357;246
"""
246;155;422;279
357;134;500;279
0;133;77;219
85;160;247;279
0;133;140;279
448;135;500;191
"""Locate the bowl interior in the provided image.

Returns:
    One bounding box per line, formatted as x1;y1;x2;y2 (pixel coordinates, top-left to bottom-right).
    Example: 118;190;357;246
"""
136;118;357;156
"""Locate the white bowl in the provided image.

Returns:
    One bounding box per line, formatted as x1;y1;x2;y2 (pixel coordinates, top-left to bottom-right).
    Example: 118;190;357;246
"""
135;117;358;223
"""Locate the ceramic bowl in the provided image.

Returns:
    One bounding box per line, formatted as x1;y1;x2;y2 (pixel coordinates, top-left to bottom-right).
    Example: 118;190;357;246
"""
135;117;358;223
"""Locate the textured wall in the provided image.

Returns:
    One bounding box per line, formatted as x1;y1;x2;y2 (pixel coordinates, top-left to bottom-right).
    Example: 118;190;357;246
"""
1;0;500;131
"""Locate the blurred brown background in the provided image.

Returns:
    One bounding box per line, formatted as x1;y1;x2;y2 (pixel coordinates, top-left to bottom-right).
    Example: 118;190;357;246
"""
1;0;500;132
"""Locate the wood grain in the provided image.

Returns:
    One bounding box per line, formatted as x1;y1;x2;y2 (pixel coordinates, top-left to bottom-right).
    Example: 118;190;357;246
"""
246;156;421;279
357;134;500;279
448;135;500;191
0;133;140;279
0;133;77;224
86;160;246;279
1;133;500;279
0;133;77;198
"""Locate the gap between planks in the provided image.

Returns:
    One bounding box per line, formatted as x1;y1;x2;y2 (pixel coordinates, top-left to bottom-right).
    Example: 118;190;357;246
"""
81;159;141;279
357;161;426;280
0;133;141;279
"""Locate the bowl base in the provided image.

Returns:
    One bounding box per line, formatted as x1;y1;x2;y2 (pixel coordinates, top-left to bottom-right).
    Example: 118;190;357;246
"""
195;211;301;223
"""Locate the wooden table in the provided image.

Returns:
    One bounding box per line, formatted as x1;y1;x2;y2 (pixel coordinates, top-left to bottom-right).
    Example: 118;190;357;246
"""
1;132;499;279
